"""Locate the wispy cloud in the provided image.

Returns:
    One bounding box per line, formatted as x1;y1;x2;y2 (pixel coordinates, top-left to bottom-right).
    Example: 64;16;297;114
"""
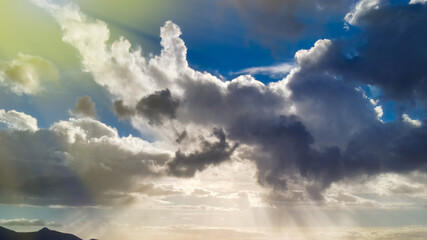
0;218;61;227
234;63;294;78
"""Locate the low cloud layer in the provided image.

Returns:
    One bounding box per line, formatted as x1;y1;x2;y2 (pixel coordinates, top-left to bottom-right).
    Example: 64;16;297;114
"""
0;219;61;227
0;114;171;206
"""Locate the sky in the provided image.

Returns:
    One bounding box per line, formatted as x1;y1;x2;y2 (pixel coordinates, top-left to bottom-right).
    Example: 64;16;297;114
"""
0;0;427;239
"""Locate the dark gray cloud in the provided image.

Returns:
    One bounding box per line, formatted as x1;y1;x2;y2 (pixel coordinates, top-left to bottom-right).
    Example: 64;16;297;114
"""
271;41;427;199
255;7;427;196
313;4;427;102
166;63;423;201
175;130;187;143
136;89;180;125
164;3;427;200
178;75;286;126
226;3;427;200
352;4;427;101
228;115;314;191
168;72;370;200
288;70;377;148
168;128;238;177
70;96;97;119
112;89;179;125
112;99;134;119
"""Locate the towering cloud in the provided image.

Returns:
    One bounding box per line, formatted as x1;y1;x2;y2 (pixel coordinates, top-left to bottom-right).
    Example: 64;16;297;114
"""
12;0;426;206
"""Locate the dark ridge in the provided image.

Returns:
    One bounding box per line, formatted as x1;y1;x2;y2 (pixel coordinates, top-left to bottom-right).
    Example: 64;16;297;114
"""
0;226;84;240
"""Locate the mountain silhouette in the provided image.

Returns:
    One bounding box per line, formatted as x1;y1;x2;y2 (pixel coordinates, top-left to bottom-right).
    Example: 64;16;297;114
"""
0;226;83;240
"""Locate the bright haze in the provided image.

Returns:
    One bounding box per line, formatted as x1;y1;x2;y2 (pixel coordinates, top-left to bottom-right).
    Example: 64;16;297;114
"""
0;0;427;239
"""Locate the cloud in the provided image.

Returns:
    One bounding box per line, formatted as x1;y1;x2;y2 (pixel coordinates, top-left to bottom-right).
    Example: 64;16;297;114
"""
136;89;179;123
111;99;134;120
402;114;422;127
29;0;427;205
70;96;97;119
344;0;383;26
0;114;171;206
0;109;38;132
328;4;427;102
135;89;180;125
29;0;151;105
112;89;180;125
234;63;294;78
0;53;58;95
272;36;427;198
0;218;61;227
374;105;383;120
410;0;427;4
168;128;238;177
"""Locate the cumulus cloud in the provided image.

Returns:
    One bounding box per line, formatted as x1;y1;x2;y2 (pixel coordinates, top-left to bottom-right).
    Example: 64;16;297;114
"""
0;115;171;206
272;35;427;198
328;4;427;102
402;114;422;127
0;109;38;132
0;53;58;95
0;218;61;227
70;96;97;119
26;0;427;205
344;0;383;26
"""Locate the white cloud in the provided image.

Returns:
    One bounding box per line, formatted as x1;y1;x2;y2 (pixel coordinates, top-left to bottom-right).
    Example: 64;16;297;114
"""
0;109;38;132
235;63;294;78
358;88;383;121
374;105;383;120
402;114;422;127
295;39;332;67
29;0;191;107
0;218;61;227
409;0;427;4
344;0;383;26
0;53;58;95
